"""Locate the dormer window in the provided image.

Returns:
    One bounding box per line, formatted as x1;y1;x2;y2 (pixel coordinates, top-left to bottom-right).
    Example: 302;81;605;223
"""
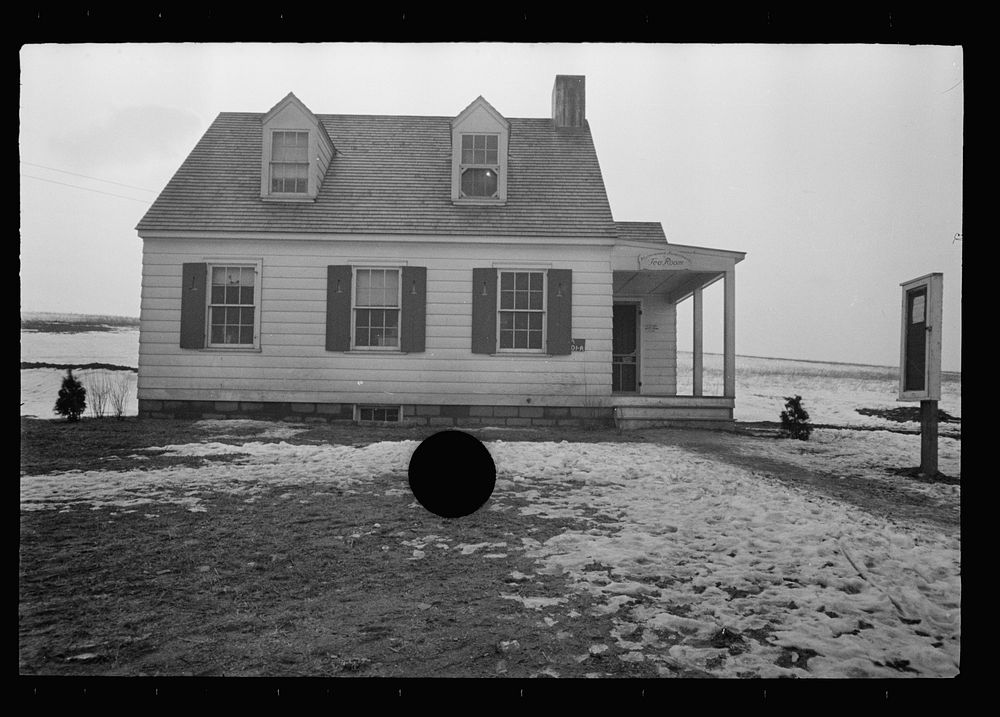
259;92;335;201
451;96;509;204
460;134;499;199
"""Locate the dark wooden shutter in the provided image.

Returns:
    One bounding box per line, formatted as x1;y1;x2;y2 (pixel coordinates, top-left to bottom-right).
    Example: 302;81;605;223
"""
400;266;427;353
326;265;352;351
546;268;572;355
471;267;497;354
179;262;207;349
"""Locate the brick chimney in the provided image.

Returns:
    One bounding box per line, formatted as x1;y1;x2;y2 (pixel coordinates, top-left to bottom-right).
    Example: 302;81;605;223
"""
552;75;585;128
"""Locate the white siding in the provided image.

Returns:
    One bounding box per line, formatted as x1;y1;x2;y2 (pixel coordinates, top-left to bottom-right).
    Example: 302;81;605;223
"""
138;237;613;406
641;295;677;395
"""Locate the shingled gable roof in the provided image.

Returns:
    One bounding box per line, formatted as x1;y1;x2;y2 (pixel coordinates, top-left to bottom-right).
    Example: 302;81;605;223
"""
136;104;617;239
615;221;667;243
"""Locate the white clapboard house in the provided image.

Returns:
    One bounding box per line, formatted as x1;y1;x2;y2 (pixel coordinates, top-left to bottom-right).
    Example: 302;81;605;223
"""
136;75;745;428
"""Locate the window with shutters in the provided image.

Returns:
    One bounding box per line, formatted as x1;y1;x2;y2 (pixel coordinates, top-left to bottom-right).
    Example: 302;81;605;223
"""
327;265;426;354
497;270;546;352
352;267;401;350
472;267;571;357
206;263;262;349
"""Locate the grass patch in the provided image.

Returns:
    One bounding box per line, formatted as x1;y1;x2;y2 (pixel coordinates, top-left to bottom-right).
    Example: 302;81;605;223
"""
20;418;212;475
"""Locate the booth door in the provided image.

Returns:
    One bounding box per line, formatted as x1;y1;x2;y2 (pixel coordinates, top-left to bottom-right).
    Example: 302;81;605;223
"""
613;303;638;393
904;286;928;392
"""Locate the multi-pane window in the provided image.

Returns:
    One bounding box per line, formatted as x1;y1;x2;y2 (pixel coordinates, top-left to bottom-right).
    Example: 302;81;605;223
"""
460;134;499;198
357;405;401;422
354;268;400;349
209;265;256;346
270;130;308;193
498;271;544;350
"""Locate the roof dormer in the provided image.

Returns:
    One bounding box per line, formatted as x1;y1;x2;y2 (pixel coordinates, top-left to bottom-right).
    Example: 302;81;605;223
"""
451;95;510;205
260;92;335;202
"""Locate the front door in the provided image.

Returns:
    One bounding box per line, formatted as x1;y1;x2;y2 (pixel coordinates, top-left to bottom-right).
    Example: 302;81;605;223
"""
612;303;639;393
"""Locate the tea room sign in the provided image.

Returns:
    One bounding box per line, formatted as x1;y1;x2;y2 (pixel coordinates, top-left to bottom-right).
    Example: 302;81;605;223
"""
638;252;691;271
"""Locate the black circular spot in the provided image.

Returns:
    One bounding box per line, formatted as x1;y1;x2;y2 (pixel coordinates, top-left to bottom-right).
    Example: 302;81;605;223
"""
408;431;496;518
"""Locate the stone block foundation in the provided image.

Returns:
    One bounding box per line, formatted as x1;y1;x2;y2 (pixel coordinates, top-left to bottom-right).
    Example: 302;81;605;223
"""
137;400;616;427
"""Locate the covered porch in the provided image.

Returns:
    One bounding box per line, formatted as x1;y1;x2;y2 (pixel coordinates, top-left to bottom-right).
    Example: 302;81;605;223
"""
608;227;746;428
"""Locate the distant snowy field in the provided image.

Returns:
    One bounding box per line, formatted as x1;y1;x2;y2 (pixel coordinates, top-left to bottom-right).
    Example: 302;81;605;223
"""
20;327;139;367
20;330;960;431
678;351;960;429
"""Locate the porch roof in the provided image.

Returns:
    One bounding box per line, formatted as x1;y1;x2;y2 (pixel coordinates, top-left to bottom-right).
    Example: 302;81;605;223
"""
612;238;745;302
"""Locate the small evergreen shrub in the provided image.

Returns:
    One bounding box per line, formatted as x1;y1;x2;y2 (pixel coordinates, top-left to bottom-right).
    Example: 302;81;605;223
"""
54;369;87;422
779;394;813;440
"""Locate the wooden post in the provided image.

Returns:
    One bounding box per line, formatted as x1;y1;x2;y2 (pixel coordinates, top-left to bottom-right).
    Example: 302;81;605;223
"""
899;273;944;477
920;399;938;476
723;268;736;398
693;287;703;397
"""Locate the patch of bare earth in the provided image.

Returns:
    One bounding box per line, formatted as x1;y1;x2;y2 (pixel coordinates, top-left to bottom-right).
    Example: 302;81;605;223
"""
20;485;676;677
20;418;679;677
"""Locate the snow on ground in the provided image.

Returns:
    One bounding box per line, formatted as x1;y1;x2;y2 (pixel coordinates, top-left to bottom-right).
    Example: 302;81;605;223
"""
488;441;959;678
19;440;418;513
20;432;960;678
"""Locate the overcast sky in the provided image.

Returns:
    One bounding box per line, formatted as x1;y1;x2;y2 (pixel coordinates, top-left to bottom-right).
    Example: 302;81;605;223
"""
19;43;963;371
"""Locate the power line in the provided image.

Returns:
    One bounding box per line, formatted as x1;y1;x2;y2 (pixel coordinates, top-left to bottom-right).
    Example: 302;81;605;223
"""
20;174;153;204
19;161;157;193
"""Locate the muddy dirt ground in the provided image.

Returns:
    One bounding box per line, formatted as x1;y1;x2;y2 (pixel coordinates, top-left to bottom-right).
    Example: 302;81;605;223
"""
19;417;959;679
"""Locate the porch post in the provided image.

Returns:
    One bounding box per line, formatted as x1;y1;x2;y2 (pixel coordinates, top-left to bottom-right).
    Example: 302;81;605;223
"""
692;287;704;396
723;267;736;398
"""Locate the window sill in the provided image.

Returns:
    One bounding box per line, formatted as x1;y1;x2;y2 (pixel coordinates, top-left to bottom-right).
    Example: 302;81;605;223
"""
452;198;506;207
345;349;408;355
491;351;551;358
200;346;263;353
261;195;315;203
